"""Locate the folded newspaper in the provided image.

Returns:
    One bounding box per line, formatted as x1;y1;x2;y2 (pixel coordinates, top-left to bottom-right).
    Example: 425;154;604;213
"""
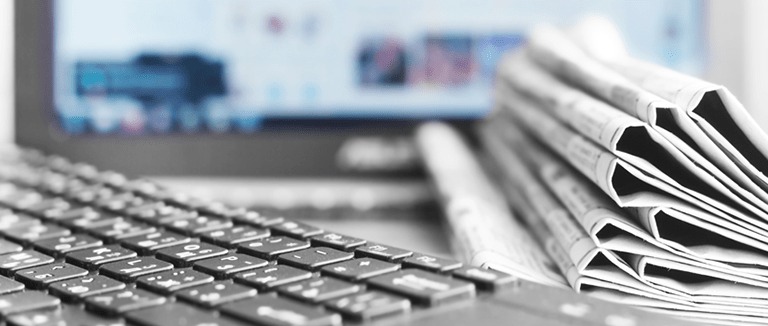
418;20;768;325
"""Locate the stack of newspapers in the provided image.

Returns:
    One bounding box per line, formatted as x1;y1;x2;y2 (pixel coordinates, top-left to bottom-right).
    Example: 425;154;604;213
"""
478;23;768;325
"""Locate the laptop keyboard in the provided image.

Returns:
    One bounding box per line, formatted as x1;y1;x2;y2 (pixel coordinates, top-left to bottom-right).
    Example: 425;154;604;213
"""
0;146;518;326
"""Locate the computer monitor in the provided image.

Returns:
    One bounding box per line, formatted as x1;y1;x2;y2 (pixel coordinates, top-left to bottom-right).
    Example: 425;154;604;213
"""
15;0;707;176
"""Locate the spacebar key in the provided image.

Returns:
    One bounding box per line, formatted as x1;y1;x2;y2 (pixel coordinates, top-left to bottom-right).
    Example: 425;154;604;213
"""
222;295;342;326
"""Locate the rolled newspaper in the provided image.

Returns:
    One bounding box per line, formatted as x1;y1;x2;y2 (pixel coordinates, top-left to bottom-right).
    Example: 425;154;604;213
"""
414;122;566;288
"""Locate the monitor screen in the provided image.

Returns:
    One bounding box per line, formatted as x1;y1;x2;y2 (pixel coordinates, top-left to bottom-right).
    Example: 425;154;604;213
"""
53;0;705;136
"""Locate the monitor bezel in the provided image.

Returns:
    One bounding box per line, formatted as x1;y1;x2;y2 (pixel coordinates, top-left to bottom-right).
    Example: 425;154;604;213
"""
14;0;476;177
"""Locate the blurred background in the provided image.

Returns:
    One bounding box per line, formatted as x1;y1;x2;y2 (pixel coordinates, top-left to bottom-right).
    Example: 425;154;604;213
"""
5;0;768;141
3;0;768;257
1;1;11;142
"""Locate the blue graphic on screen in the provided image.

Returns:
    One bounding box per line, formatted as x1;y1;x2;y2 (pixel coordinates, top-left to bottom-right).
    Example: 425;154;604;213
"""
53;0;705;136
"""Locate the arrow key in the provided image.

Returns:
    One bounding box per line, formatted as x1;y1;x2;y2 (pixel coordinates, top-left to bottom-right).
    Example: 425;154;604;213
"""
367;269;475;306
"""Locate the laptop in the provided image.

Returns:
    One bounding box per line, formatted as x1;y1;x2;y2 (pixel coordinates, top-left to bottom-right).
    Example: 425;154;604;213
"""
5;0;711;325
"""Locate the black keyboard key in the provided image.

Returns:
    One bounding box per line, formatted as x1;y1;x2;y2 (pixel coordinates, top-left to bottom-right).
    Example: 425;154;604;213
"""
70;185;115;205
0;275;25;294
198;202;248;219
156;243;228;267
200;225;270;248
0;238;23;255
176;281;257;308
33;234;103;257
238;236;309;260
127;302;249;326
35;203;84;222
321;258;400;282
123;201;168;216
88;220;156;241
278;277;362;303
100;257;175;282
278;247;354;271
46;206;96;222
452;266;519;291
325;291;411;321
402;253;462;272
193;253;268;279
94;191;142;212
121;179;163;197
66;245;138;270
8;304;125;326
52;205;99;221
45;155;74;173
38;176;69;196
270;220;323;239
159;193;210;210
137;269;214;294
232;211;285;228
15;262;88;289
234;265;312;290
0;212;40;230
22;196;72;219
49;275;126;301
161;215;233;236
0;291;60;317
148;190;193;207
64;211;123;231
3;223;70;243
367;269;475;306
70;162;99;179
131;203;197;225
310;233;366;251
221;295;342;326
85;288;167;315
0;251;55;276
355;243;413;262
96;170;128;187
120;231;192;255
0;190;43;211
0;208;14;220
231;211;283;227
